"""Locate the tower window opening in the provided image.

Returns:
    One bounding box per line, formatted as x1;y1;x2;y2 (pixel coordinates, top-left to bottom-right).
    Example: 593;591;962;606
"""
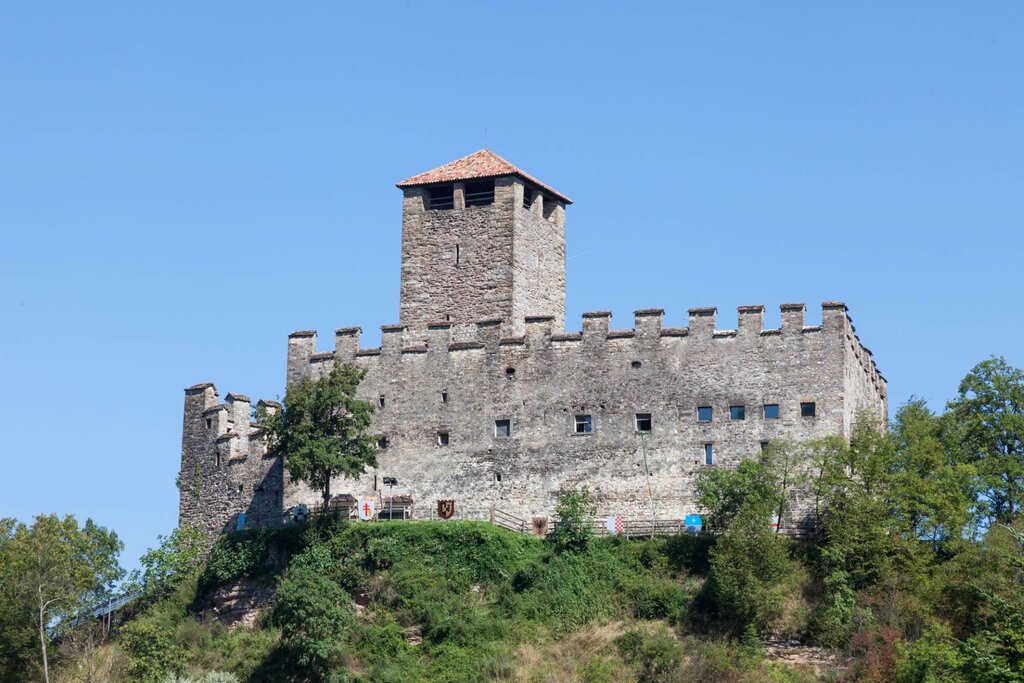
801;402;817;418
704;443;714;465
206;418;212;429
378;394;386;409
730;405;745;421
495;472;503;483
574;414;593;434
631;360;642;370
494;419;512;438
377;437;389;450
764;404;780;420
698;406;713;423
441;390;449;403
635;413;652;433
455;243;460;265
437;431;449;446
505;367;516;379
523;186;534;209
426;184;455;210
464;180;494;207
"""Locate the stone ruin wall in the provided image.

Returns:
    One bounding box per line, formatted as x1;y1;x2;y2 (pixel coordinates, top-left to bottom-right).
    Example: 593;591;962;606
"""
178;301;887;538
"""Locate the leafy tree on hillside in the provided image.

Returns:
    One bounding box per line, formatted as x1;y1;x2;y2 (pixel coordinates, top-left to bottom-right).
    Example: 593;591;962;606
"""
0;514;123;683
127;524;208;602
258;363;378;510
944;356;1024;526
550;487;597;553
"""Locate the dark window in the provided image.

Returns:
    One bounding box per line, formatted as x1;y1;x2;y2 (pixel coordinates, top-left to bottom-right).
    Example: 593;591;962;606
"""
760;441;770;451
464;180;495;207
378;394;386;409
635;413;652;433
506;367;516;379
216;452;221;467
801;402;816;418
441;390;449;403
455;243;461;265
764;404;780;420
698;406;713;423
437;431;449;446
237;484;244;493
377;437;389;450
495;472;502;483
704;443;714;465
522;186;534;209
631;360;642;369
730;406;745;421
426;184;454;210
495;419;511;438
206;418;212;429
575;414;593;434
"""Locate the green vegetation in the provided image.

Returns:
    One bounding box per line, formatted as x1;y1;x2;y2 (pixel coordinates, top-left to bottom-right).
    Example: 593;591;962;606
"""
7;355;1023;682
257;363;379;509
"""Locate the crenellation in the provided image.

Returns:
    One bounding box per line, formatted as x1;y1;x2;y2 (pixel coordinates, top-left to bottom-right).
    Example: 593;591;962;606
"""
688;307;717;337
634;309;664;340
781;303;806;333
335;327;361;360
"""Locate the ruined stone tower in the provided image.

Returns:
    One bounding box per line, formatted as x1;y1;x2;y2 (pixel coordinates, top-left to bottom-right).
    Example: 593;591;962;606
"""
179;150;888;542
396;150;570;332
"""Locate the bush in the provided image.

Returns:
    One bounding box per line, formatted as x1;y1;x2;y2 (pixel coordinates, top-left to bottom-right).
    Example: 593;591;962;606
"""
272;568;354;675
121;620;185;683
617;626;685;683
550;488;597;553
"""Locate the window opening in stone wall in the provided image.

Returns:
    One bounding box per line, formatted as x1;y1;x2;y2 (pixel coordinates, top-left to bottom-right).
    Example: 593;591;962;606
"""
631;360;642;370
704;443;714;465
635;413;652;433
455;243;460;265
523;186;533;209
801;402;816;418
464;180;495;207
216;452;221;467
495;419;512;438
495;472;503;483
206;418;212;429
437;431;449;446
764;404;780;420
698;406;713;423
378;394;386;409
730;406;746;421
760;441;770;451
506;367;516;380
426;184;454;210
377;437;389;450
441;390;449;403
238;484;244;493
574;414;593;434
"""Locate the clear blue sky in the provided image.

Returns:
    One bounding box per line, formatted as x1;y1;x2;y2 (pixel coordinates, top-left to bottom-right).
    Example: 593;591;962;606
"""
2;3;1022;571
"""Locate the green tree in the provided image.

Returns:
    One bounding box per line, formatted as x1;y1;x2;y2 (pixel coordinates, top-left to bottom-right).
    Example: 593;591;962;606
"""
258;363;377;510
272;567;354;677
944;357;1024;525
0;514;123;683
891;399;976;545
695;457;776;535
128;524;208;601
550;487;597;553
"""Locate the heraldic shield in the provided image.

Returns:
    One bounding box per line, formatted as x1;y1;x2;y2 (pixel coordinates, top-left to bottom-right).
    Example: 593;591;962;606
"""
437;499;455;520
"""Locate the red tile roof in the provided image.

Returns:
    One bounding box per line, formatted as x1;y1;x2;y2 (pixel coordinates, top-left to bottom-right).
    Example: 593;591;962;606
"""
397;149;572;204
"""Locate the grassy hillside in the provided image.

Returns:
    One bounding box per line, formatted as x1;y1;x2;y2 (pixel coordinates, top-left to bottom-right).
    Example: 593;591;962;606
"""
59;519;826;683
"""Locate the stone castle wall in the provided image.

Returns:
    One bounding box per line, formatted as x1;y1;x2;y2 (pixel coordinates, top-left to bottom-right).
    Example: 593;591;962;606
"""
179;302;887;538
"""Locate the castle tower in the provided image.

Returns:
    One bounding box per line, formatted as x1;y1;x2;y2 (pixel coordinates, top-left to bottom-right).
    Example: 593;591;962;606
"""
396;150;571;333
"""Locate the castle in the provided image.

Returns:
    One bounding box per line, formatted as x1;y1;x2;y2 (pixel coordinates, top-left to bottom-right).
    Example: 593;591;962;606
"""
178;150;888;539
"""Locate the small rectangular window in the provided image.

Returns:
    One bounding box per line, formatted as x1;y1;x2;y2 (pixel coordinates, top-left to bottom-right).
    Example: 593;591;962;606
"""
437;431;449;446
426;184;454;210
206;418;212;429
494;419;511;438
378;394;386;409
763;404;780;420
377;437;389;450
801;402;816;418
574;414;593;434
441;390;449;403
635;413;652;433
704;443;714;465
464;180;495;207
697;406;713;423
730;406;745;421
760;441;770;451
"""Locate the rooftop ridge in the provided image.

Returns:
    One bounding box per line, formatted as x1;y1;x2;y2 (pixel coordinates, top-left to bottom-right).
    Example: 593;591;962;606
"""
396;149;572;203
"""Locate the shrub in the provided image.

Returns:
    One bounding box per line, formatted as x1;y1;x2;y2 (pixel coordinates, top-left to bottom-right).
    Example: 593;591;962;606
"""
272;568;354;674
121;620;185;683
617;626;685;683
550;488;597;553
